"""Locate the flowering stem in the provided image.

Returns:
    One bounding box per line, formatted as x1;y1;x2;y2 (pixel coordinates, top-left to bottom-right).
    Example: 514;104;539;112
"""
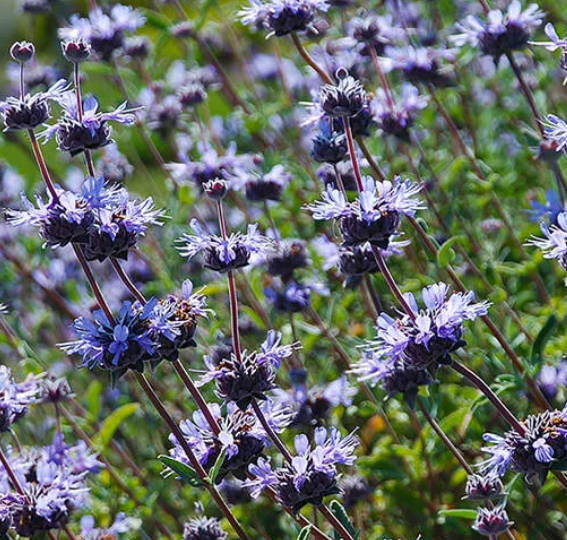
216;199;243;361
133;372;252;540
63;524;79;540
263;200;280;245
72;244;115;324
357;138;386;181
450;361;525;434
171;359;221;435
318;504;356;540
110;258;146;304
371;246;417;321
19;63;24;100
251;399;293;463
368;47;395;112
342;116;364;193
290;33;333;85
417;398;472;474
28;129;58;200
0;444;24;494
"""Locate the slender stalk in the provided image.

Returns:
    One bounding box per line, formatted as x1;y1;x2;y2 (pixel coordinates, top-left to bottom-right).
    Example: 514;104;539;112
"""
342;116;364;192
134;372;251;540
371;246;416;321
110;258;147;304
28;130;58;199
290;33;333;84
318;505;356;540
451;361;525;434
251;399;293;463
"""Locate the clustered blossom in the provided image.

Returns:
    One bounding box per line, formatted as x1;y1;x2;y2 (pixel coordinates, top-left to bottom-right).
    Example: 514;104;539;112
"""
62;282;207;378
200;330;294;408
245;427;358;513
170;402;289;483
58;5;145;61
0;79;67;132
40;95;139;156
239;0;329;37
306;176;422;249
0;434;99;537
528;209;567;273
480;406;567;484
245;165;292;202
473;506;513;537
372;83;428;141
183;516;227;540
177;220;273;273
382;45;455;87
0;366;40;432
353;282;489;379
166;141;259;191
273;373;356;427
80;513;138;540
452;0;544;61
540;114;567;153
8;176;164;261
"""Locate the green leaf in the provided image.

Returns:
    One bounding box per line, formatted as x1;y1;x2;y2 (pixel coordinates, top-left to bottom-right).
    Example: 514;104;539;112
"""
207;448;226;485
437;236;462;267
94;403;139;448
297;525;312;540
531;315;558;367
438;508;478;520
159;456;203;487
329;501;359;540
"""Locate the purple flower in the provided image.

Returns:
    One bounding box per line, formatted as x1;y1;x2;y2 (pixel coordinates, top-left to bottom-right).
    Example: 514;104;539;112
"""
541;114;567;152
177;220;273;273
58;5;145;62
169;403;279;483
452;1;543;61
41;95;139;156
0;366;40;432
80;513;138;540
528;210;567;272
245;427;358;513
473;506;513;537
306;176;422;249
184;516;227;540
528;189;563;226
0;79;68;132
362;282;489;372
537;361;567;400
480;406;567;483
239;0;329;37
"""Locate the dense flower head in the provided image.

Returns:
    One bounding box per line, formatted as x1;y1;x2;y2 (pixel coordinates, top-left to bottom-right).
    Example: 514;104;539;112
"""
0;366;41;432
0;438;95;537
245;426;358;513
320;70;367;118
244;165;291;202
177;220;273;273
274;374;356;426
339;475;371;508
41;95;139;156
372;83;428;141
306;176;422;249
382;45;455;87
167;141;259;191
239;0;329;37
347;14;401;56
350;354;434;407
0;79;67;132
452;1;543;61
364;282;490;372
465;472;504;501
528;210;567;273
200;330;294;408
61;38;91;63
265;280;313;312
480;406;567;483
8;177;164;260
537;361;567;400
58;5;145;61
183;516;227;540
62;284;206;378
266;239;309;281
38;375;73;404
10;41;35;64
170;402;288;483
473;506;513;537
310;119;348;164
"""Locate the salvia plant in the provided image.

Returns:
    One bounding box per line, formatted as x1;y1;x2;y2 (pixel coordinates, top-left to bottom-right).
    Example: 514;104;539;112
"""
4;0;567;539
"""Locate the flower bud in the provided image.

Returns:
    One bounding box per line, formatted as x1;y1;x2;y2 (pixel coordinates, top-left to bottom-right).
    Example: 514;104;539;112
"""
473;507;513;537
465;474;504;501
61;38;91;63
10;41;35;63
203;178;228;201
